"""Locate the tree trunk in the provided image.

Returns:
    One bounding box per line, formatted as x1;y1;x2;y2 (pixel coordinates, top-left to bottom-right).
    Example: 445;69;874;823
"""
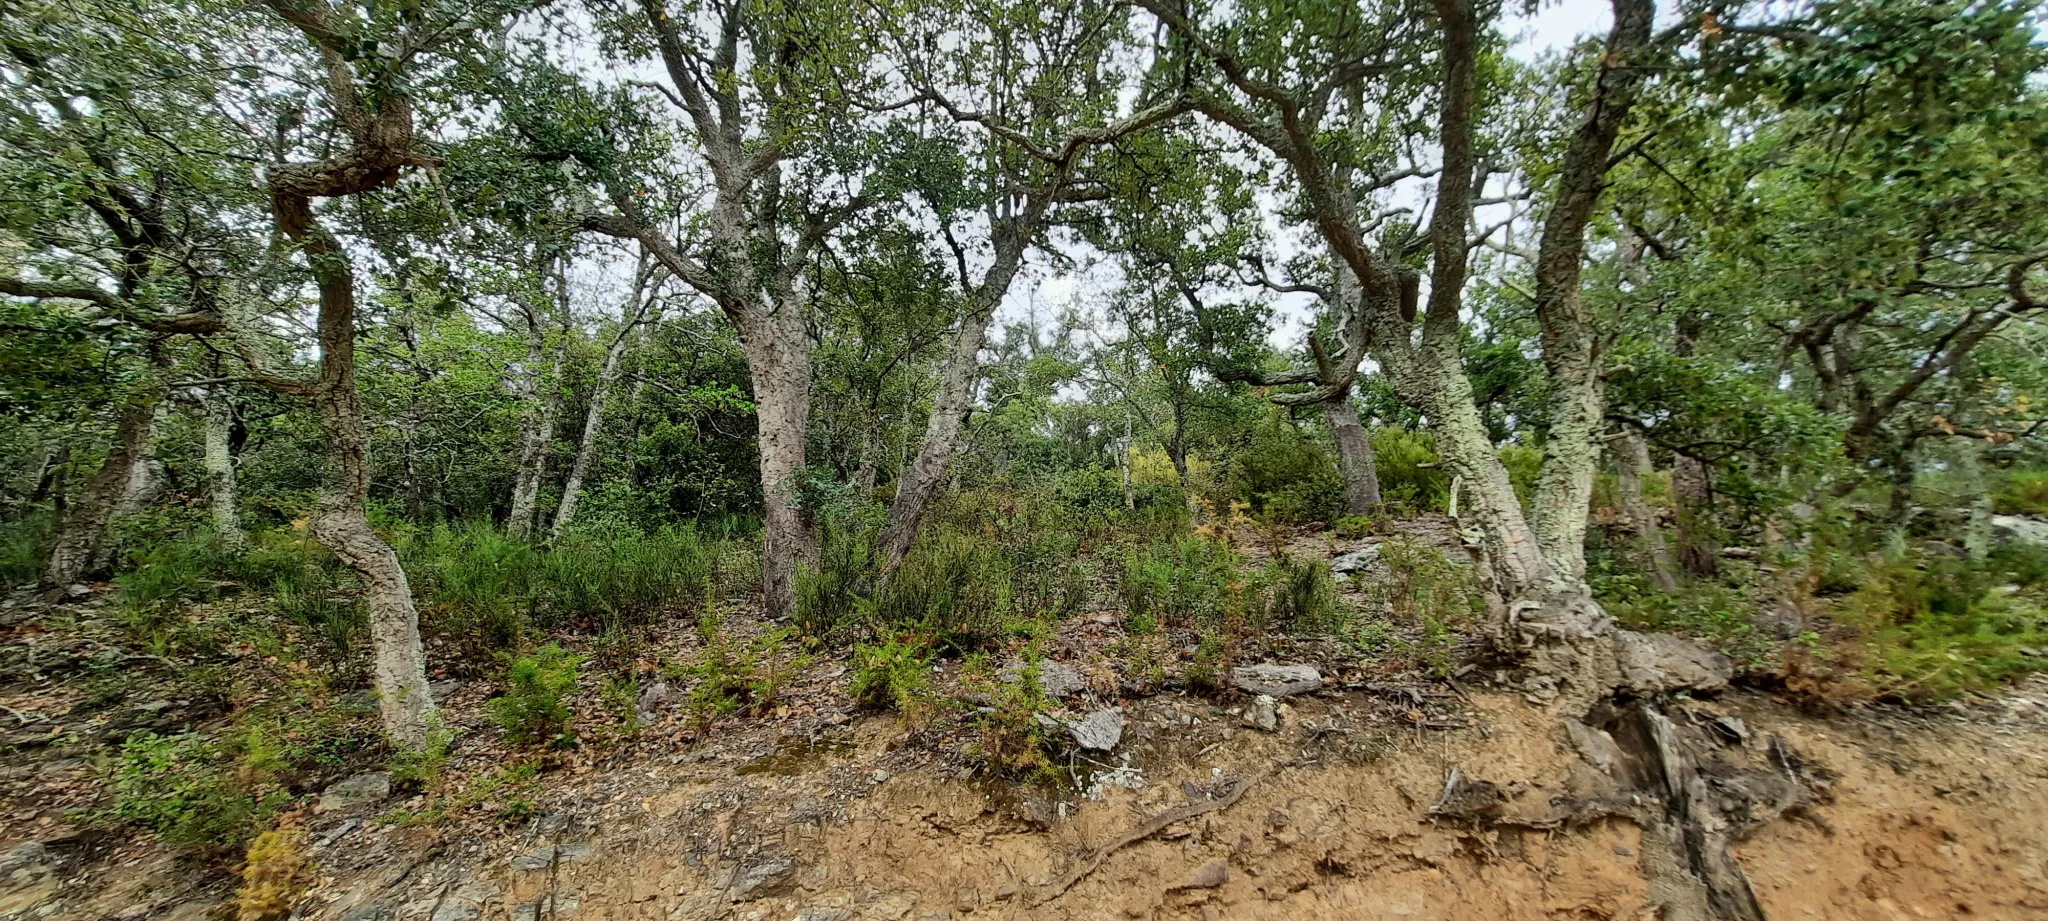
1324;391;1382;514
1415;362;1550;600
742;306;816;618
1615;427;1678;592
877;298;997;573
293;221;440;748
552;299;661;538
46;392;161;587
202;390;246;551
508;305;568;541
1119;411;1136;513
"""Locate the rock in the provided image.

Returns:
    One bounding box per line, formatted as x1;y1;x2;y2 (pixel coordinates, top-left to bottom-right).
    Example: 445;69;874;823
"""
731;857;795;900
429;680;461;703
1330;545;1381;575
1230;664;1322;698
511;843;592;871
1754;599;1805;640
1566;720;1624;775
1176;859;1228;890
1992;515;2048;546
999;660;1087;699
0;841;51;877
1245;695;1278;732
318;772;392;812
1613;631;1732;695
870;769;892;784
636;681;672;722
1064;708;1125;751
794;911;853;921
62;583;91;600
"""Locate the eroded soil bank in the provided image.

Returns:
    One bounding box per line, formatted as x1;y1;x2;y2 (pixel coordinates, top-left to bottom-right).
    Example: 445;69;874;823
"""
21;678;2048;921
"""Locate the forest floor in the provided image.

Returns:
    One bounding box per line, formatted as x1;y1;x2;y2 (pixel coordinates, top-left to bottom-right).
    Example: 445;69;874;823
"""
5;518;2048;921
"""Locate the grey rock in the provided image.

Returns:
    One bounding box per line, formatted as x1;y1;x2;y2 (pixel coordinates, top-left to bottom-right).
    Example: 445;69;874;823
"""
731;857;795;900
1064;708;1125;751
62;583;91;600
1230;664;1323;698
1992;515;2048;546
794;911;853;921
338;900;398;921
1245;695;1278;732
1754;599;1805;640
1177;859;1229;890
318;772;392;811
1330;545;1381;575
1565;720;1624;775
510;843;590;871
999;660;1087;699
0;841;51;877
1613;630;1732;695
430;909;479;921
429;680;461;704
636;681;672;722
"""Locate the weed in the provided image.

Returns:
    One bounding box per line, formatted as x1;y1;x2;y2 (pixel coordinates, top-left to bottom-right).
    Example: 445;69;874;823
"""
108;730;282;852
235;821;310;921
849;636;933;713
1837;553;2048;701
864;530;1009;654
488;644;584;747
1358;538;1482;675
1994;469;2048;516
1262;554;1340;633
680;613;802;719
1120;536;1241;631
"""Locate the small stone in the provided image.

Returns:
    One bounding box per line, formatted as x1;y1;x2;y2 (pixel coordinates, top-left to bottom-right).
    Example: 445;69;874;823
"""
636;681;672;722
993;883;1019;901
1177;859;1228;890
794;911;853;921
1230;664;1322;698
870;769;892;784
731;857;796;900
1330;545;1380;575
62;583;91;600
319;772;392;812
1245;695;1278;732
1091;613;1119;626
999;660;1087;699
1065;708;1125;751
1613;844;1634;857
510;846;557;871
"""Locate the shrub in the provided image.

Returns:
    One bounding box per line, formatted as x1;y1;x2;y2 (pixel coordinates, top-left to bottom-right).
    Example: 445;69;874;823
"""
1369;429;1451;512
235;822;311;921
1839;553;2048;701
793;513;878;642
1120;536;1241;631
489;644;584;747
115;532;234;622
849;637;932;712
109;731;281;852
864;531;1009;654
1994;469;2048;516
407;522;537;656
1358;538;1482;675
545;523;710;630
680;614;801;719
1263;554;1339;633
0;510;52;586
1219;414;1345;523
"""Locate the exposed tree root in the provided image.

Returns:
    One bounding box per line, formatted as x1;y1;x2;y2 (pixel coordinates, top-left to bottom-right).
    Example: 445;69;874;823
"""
1029;768;1267;907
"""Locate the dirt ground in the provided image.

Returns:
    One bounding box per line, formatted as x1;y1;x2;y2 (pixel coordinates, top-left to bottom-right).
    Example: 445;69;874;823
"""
6;520;2048;921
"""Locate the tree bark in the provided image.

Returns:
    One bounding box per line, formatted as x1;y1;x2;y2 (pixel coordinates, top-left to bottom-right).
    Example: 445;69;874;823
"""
552;281;661;538
1527;0;1655;591
1323;391;1382;514
508;267;569;541
1615;427;1678;592
46;392;161;587
202;389;246;551
741;304;817;618
877;302;995;571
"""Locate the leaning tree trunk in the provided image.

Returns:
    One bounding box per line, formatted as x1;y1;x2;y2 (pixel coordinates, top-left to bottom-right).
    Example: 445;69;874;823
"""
877;302;996;572
741;305;817;618
553;301;661;538
1615;427;1677;592
1324;391;1383;514
46;391;161;587
202;389;246;551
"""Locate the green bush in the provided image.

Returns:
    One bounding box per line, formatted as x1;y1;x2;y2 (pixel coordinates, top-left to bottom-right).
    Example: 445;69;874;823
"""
1357;538;1482;675
545;523;710;630
1120;536;1241;631
0;510;52;585
1369;429;1452;512
489;644;584;747
1263;554;1339;633
865;530;1010;654
793;512;878;642
1994;469;2048;516
849;637;932;711
1220;414;1344;523
109;731;281;852
407;521;537;655
680;614;799;718
1842;553;2048;700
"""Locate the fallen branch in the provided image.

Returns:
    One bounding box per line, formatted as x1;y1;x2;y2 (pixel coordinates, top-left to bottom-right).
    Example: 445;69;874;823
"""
1030;768;1267;906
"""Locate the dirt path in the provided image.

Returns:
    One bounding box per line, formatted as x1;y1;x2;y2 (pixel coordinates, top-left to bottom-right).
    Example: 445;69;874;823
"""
164;683;2036;921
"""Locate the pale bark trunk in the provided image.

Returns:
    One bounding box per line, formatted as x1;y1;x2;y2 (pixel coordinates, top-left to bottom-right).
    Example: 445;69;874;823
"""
552;298;661;538
1324;392;1382;514
203;390;246;551
46;392;160;587
877;304;994;570
508;307;568;541
1119;411;1136;513
1417;364;1550;600
742;305;816;618
1615;427;1678;592
1526;0;1654;593
301;225;440;747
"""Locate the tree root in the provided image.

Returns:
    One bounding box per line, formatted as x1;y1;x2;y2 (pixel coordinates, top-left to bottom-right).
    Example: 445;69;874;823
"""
1029;768;1266;907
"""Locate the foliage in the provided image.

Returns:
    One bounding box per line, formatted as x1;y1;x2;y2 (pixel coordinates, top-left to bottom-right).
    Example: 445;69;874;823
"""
1356;539;1482;675
1262;554;1340;633
489;644;585;747
1838;549;2048;701
1995;470;2048;516
1120;536;1242;632
108;731;282;852
235;822;311;921
679;614;801;719
849;637;933;713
